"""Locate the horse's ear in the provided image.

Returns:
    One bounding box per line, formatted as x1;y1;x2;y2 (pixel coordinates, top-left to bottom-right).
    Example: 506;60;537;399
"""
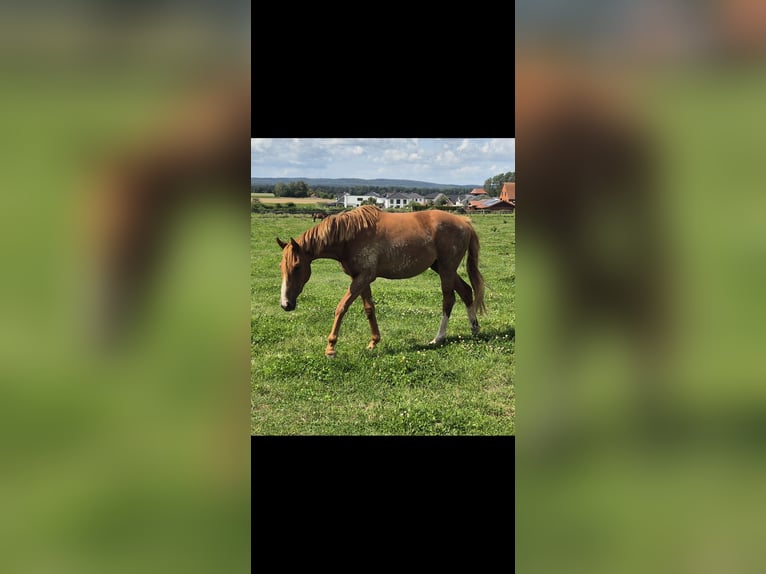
276;237;287;250
290;238;300;251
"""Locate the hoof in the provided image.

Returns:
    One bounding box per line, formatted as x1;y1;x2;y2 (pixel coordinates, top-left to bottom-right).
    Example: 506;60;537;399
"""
429;338;445;346
325;349;337;358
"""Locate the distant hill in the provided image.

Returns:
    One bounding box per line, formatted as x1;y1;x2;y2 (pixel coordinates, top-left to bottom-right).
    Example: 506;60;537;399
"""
250;177;477;190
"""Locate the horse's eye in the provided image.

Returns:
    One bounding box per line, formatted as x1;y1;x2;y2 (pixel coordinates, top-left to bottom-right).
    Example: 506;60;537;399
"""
294;265;301;271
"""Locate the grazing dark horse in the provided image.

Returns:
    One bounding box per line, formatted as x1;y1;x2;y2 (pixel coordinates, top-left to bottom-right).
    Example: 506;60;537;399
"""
276;205;486;357
87;72;250;343
311;212;327;222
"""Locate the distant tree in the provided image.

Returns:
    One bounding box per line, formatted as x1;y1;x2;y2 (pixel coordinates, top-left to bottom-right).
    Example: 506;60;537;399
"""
286;181;310;198
273;182;287;197
435;196;449;206
360;197;379;206
483;171;515;196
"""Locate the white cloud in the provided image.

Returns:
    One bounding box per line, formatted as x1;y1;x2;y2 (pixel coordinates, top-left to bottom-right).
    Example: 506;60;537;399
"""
250;138;272;152
382;149;408;162
484;138;515;157
434;150;458;165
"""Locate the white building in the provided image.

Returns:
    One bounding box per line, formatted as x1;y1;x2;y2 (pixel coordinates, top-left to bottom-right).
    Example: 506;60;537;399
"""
341;192;384;208
340;191;429;209
382;192;425;209
451;194;471;207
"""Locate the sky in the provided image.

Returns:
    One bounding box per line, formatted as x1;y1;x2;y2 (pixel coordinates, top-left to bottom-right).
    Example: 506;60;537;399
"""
250;138;515;186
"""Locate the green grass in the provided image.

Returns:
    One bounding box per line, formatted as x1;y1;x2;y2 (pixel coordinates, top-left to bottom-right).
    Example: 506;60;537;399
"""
251;211;515;435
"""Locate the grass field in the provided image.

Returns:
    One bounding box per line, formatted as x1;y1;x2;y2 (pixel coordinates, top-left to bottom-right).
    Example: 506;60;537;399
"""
251;210;515;435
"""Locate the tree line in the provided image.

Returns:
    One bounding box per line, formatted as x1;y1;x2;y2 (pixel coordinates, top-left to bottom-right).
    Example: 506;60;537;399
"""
250;174;514;198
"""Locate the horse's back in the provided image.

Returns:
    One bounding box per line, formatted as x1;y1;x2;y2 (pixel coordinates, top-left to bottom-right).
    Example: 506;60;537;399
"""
415;209;475;244
379;208;469;230
376;209;474;267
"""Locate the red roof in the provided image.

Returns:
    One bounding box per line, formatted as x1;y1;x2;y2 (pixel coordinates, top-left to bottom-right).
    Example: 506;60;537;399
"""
470;188;487;195
468;197;515;210
500;182;515;202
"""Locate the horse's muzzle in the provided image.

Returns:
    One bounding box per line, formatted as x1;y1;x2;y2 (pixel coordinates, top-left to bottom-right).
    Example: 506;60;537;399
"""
281;301;295;311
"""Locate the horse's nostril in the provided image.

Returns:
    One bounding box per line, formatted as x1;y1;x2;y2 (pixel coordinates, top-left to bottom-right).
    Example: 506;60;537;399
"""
281;302;295;311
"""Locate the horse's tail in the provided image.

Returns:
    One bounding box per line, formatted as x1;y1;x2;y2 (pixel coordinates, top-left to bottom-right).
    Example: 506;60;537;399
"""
467;227;487;315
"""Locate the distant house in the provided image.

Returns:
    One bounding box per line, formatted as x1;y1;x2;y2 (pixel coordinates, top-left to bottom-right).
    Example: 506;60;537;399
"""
421;192;453;205
452;194;472;207
499;182;515;203
467;197;515;212
384;191;412;209
383;192;424;209
470;188;488;197
383;192;407;209
428;193;451;205
339;190;459;209
403;192;426;205
341;192;383;208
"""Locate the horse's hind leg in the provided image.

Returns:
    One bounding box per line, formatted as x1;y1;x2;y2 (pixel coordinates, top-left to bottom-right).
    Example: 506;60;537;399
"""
361;285;381;350
430;271;456;345
455;276;480;335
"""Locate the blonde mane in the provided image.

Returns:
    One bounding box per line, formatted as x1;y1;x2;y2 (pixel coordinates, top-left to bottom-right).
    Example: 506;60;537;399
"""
299;205;381;253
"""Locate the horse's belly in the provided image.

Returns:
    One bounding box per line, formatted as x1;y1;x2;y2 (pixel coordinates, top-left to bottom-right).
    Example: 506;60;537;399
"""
376;255;432;279
348;229;438;279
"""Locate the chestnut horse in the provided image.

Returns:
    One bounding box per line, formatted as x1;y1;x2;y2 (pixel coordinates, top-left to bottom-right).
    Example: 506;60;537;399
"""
276;205;486;357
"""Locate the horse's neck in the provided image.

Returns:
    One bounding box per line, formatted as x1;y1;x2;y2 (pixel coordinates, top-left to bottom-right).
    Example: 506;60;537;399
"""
295;231;337;261
308;242;342;262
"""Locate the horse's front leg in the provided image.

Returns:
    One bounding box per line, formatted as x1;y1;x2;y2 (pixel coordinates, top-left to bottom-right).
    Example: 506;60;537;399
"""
361;285;381;350
325;276;369;357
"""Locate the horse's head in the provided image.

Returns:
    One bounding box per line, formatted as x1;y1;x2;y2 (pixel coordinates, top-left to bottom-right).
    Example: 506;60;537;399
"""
276;237;312;311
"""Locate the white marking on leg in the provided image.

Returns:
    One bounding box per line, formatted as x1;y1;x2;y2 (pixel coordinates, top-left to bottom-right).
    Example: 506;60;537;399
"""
430;313;450;345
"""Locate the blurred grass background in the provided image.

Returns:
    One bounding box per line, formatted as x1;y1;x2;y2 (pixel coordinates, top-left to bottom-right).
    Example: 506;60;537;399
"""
0;2;249;573
10;0;766;570
517;1;766;572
